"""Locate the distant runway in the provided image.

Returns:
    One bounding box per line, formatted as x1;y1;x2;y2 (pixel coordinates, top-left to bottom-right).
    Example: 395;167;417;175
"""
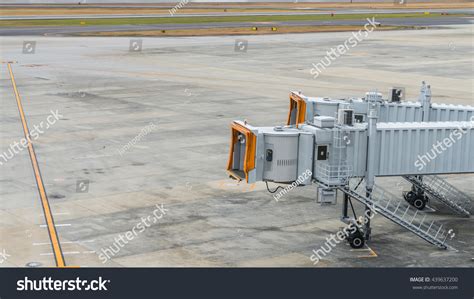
1;16;472;36
1;9;473;20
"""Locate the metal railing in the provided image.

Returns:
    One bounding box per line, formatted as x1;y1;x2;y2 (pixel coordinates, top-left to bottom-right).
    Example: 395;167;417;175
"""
316;162;352;186
404;175;472;217
345;179;454;249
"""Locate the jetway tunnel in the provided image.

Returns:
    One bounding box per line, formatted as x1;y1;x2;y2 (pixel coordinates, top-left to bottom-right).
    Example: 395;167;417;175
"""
287;82;474;126
226;83;473;250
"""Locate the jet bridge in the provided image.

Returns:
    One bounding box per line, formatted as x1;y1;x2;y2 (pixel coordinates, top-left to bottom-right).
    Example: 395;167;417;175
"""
287;82;474;126
228;120;474;184
226;85;473;250
286;82;474;215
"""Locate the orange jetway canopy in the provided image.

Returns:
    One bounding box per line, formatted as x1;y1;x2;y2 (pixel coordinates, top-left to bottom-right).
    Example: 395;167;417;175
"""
286;92;307;125
226;121;256;183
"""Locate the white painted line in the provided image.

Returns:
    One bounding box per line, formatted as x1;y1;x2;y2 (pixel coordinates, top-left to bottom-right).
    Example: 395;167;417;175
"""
74;125;94;130
38;212;71;217
41;251;80;256
81;240;96;243
33;240;95;246
54;212;71;216
39;223;71;228
133;145;149;149
33;242;54;246
63;251;82;255
73;154;113;160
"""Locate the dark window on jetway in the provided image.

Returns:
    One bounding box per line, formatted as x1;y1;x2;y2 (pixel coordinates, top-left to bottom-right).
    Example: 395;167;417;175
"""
317;145;328;160
355;114;364;123
266;149;273;162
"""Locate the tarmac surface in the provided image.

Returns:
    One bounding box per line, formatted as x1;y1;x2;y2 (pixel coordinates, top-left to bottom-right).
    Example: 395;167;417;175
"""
1;15;473;36
0;24;473;267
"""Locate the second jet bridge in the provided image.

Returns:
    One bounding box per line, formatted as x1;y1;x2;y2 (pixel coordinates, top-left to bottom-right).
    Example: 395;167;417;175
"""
287;82;474;126
229;119;474;185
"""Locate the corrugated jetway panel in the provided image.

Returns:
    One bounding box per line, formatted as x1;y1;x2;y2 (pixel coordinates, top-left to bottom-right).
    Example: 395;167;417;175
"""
297;133;314;185
374;122;474;176
430;103;474;122
378;102;423;123
299;96;474;125
258;127;312;184
262;130;299;183
342;126;368;177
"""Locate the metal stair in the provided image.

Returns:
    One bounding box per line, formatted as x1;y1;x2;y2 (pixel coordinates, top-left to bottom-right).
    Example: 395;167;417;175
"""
403;175;472;217
339;179;455;250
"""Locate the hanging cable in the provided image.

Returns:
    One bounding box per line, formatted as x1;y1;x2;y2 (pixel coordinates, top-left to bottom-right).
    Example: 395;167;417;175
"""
354;177;364;191
265;181;285;194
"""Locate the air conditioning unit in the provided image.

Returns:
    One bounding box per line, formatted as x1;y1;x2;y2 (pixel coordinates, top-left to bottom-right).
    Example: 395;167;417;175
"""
365;91;383;102
389;87;405;102
314;116;335;128
337;109;354;126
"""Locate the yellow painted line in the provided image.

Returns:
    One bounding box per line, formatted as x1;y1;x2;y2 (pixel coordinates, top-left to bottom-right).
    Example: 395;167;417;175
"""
356;246;378;258
7;63;66;268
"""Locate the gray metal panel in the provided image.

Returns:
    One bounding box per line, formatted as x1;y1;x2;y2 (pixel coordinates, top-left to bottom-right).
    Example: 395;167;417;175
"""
262;134;299;182
429;104;474;122
297;133;314;185
345;128;368;177
310;98;340;119
378;102;423;123
374;122;474;176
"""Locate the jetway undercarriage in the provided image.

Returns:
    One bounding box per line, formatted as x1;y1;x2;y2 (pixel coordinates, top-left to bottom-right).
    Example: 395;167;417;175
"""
335;178;455;250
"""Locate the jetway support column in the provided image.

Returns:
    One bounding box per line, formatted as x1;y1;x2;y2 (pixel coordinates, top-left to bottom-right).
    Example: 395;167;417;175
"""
365;106;378;241
405;82;432;210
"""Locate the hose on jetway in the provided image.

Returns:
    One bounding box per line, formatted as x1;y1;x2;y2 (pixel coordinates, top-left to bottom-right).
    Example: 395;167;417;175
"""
265;181;286;194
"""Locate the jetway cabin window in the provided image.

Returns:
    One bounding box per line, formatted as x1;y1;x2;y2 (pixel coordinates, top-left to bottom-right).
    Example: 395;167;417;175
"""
317;145;328;160
355;114;364;123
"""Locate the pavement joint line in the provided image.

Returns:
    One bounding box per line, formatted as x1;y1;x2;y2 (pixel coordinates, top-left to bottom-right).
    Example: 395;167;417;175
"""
7;63;66;268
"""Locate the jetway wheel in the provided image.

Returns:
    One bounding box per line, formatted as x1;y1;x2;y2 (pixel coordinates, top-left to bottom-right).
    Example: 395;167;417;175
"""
404;191;417;204
347;230;365;249
404;191;427;210
413;197;427;210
